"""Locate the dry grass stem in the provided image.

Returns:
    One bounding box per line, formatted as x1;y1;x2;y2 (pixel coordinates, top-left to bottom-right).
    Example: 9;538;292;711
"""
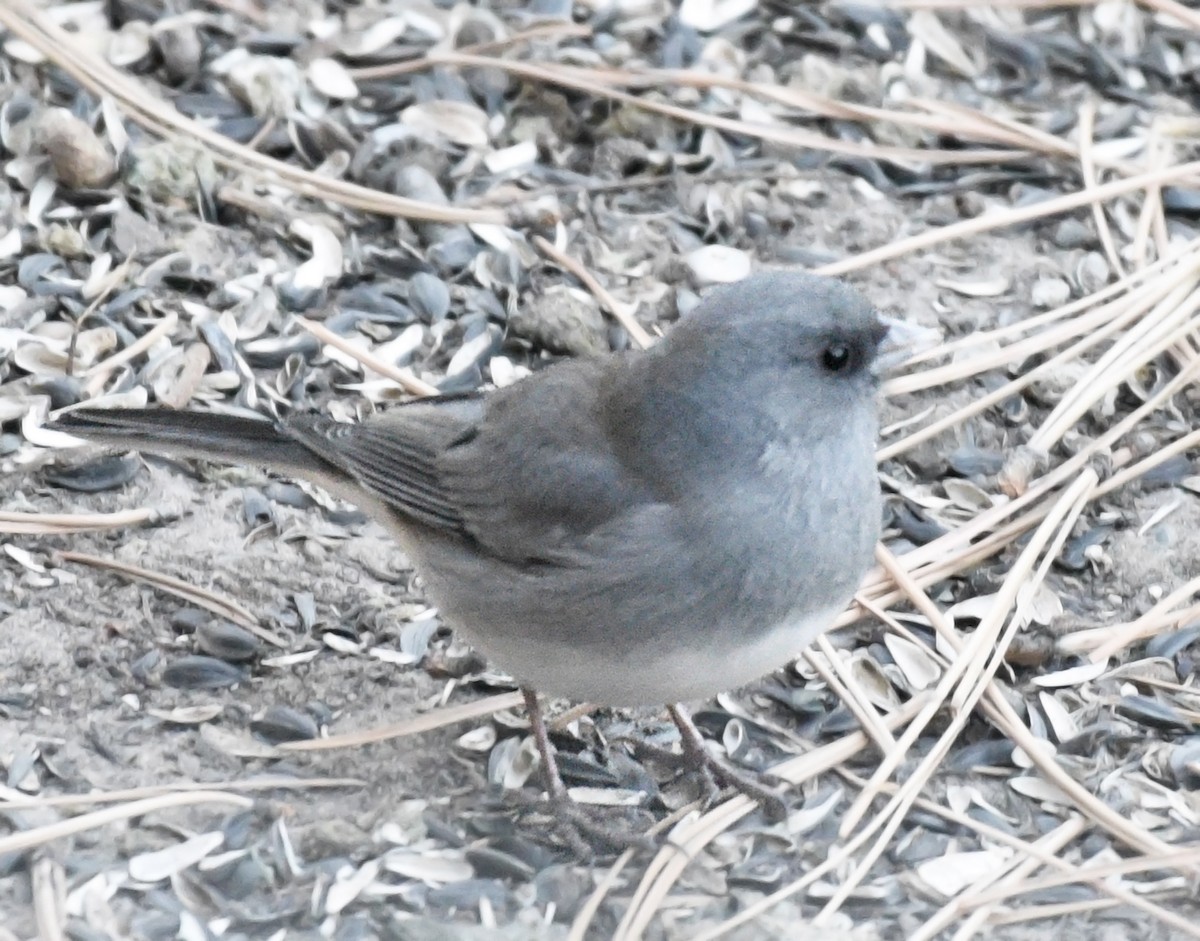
912;100;1074;157
1061;598;1200;657
81;311;178;384
854;349;1200;631
981;897;1129;927
897;794;1200;940
1077;101;1126;278
881;249;1200;471
1095;425;1200;499
296;318;440;397
1132;132;1168;269
1139;0;1200;31
532;235;654;350
882;253;1190;400
565;804;700;941
871;534;1185;867
808;637;898;752
712;768;1197;941
824;472;1096;922
0;792;255;856
964;845;1200;911
31;857;64;941
865;534;1193;885
817;160;1200;277
428;52;1025;168
0;508;159;534
1025;284;1200;455
277;691;526;750
581;67;1075;159
53;550;286;646
0;776;364;810
349;22;593;80
899;238;1200;370
1084;570;1200;661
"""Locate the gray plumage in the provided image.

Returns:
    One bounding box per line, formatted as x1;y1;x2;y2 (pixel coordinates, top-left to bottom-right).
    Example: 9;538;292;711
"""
52;272;886;706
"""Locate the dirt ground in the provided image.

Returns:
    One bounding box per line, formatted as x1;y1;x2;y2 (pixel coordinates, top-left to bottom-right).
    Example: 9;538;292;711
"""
4;172;1200;940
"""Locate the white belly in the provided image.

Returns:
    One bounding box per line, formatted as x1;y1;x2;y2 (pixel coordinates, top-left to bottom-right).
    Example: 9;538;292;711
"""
466;604;845;707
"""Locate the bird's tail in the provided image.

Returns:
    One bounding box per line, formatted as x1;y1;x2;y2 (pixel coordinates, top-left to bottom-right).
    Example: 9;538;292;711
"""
50;408;326;478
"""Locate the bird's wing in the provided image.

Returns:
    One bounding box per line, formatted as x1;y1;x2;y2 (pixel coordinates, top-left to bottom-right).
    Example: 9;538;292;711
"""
440;359;664;565
283;360;665;565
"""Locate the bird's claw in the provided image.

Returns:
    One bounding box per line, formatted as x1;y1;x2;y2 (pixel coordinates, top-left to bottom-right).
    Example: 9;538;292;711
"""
507;787;655;855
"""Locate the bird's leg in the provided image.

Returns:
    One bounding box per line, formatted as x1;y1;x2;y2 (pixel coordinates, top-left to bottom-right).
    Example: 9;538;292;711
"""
522;686;569;801
520;687;652;853
664;703;789;822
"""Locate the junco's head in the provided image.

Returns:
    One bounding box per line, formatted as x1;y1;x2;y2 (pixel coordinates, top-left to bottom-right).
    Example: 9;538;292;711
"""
646;271;887;438
679;271;884;362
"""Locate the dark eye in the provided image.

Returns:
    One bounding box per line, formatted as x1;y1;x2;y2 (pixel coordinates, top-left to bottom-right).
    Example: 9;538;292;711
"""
822;344;851;372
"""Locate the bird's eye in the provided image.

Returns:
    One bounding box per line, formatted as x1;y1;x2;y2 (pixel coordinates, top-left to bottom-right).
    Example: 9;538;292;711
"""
822;344;851;372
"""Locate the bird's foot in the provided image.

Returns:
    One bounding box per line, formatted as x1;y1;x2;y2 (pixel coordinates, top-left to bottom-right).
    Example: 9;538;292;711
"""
632;705;789;822
505;786;654;855
516;686;654;855
688;751;789;822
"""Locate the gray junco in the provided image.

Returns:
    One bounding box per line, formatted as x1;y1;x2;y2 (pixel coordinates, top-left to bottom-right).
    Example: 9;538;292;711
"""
51;271;897;836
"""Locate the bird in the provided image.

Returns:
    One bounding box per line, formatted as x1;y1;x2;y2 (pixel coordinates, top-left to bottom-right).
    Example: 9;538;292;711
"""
50;271;897;843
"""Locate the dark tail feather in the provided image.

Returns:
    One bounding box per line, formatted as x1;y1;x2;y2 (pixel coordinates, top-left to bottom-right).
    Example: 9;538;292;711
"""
50;408;324;477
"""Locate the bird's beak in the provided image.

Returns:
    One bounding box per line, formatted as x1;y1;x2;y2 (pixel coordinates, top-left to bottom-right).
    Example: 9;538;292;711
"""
872;316;941;376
